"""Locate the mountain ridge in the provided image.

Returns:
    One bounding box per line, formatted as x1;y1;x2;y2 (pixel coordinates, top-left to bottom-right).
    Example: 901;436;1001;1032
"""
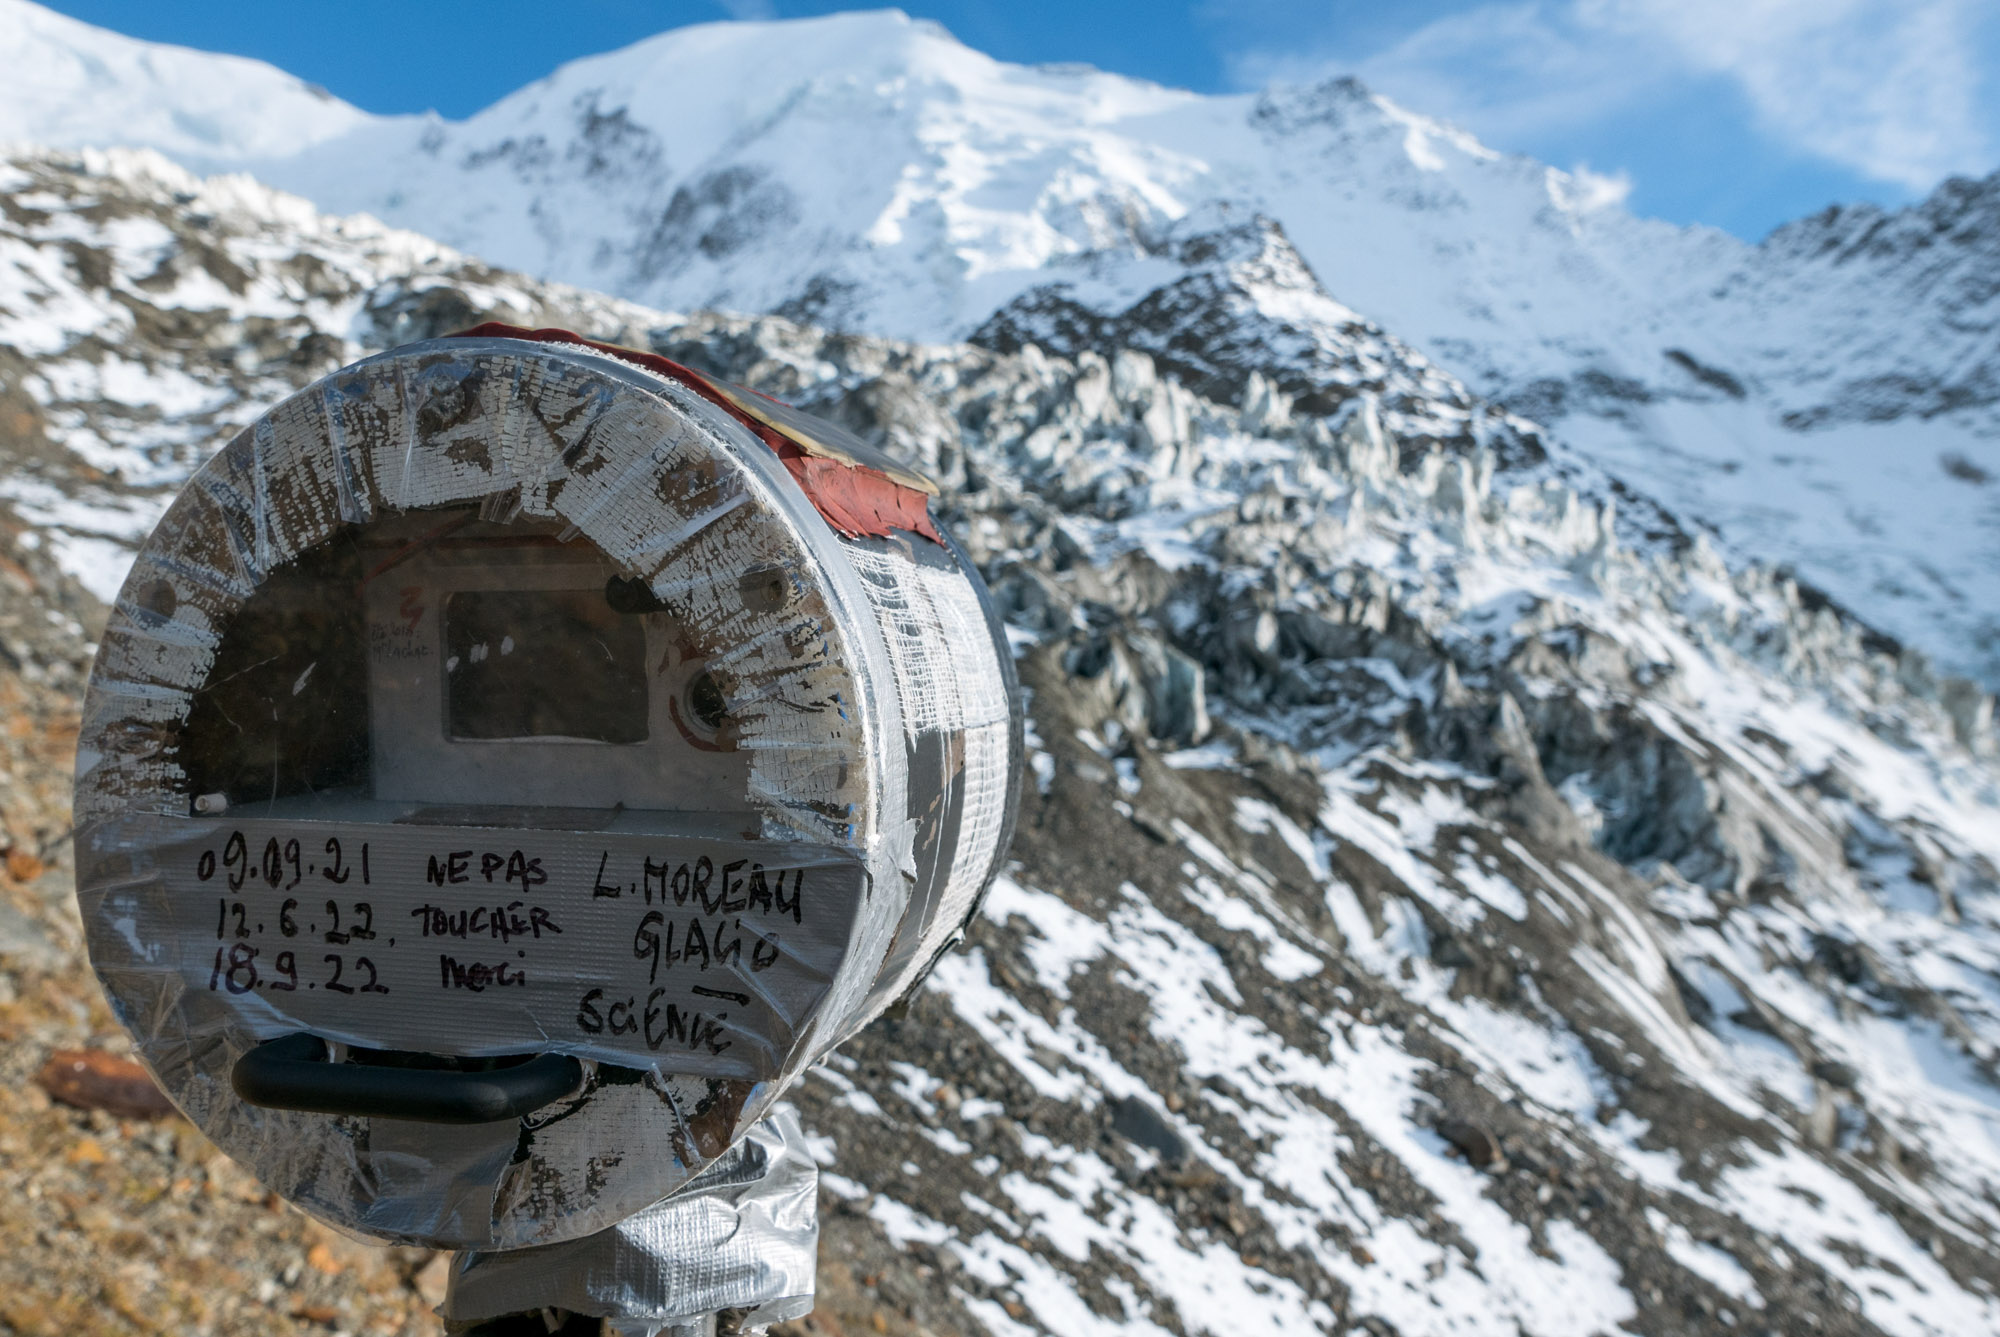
4;0;1994;693
0;0;375;163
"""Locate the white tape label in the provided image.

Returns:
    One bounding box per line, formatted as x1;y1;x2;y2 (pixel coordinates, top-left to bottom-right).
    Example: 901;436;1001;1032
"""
148;818;869;1079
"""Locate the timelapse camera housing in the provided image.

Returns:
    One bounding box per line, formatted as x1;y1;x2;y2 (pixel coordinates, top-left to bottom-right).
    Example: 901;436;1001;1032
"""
72;331;1022;1250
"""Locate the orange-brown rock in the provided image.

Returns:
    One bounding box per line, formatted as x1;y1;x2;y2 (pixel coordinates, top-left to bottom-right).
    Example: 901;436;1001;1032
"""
34;1049;176;1121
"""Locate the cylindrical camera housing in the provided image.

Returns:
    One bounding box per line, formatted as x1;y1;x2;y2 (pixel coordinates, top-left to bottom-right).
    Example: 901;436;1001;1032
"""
73;333;1021;1248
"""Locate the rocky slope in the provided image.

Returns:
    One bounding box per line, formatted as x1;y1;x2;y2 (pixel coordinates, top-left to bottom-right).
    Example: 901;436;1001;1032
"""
4;147;2000;1337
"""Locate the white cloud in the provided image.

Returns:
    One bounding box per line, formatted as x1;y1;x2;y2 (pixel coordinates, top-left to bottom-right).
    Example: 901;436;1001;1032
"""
1587;0;1990;188
1229;0;1994;191
1232;4;1659;146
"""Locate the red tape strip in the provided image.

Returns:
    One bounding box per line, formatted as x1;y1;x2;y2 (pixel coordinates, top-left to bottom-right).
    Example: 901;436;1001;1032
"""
445;323;940;544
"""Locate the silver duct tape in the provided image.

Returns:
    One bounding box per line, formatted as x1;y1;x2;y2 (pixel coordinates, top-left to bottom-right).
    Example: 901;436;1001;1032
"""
843;532;1022;1006
442;1107;819;1332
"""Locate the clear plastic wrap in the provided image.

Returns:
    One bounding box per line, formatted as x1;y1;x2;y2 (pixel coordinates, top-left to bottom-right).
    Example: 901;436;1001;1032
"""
72;336;1022;1253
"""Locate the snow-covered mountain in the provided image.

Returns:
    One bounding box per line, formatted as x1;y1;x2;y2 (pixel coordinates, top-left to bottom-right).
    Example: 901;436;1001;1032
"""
2;0;1996;691
0;0;376;163
5;143;2000;1337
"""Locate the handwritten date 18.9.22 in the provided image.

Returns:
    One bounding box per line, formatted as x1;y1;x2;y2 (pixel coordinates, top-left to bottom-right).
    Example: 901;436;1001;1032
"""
206;942;390;995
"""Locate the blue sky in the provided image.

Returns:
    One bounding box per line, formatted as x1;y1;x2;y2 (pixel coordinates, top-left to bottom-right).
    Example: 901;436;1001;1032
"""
34;0;2000;240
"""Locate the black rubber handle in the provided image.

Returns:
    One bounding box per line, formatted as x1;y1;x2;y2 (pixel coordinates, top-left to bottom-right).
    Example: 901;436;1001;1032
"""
232;1032;583;1124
